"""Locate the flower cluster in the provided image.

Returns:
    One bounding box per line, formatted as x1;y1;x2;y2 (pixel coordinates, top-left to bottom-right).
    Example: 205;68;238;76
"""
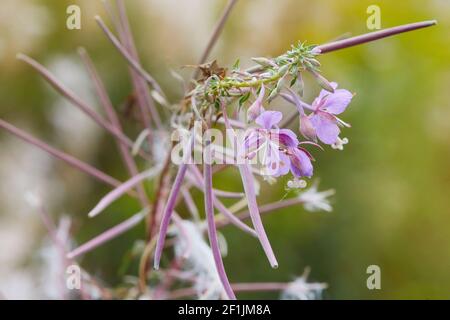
0;0;436;300
242;80;353;178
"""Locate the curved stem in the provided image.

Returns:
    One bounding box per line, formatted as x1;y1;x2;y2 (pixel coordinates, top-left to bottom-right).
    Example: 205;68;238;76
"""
203;150;236;300
153;132;194;269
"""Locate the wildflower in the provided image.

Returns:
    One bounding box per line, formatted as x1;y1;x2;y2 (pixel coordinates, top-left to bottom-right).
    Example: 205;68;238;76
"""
298;181;335;212
280;268;327;300
307;82;353;145
246;85;265;122
244;110;313;178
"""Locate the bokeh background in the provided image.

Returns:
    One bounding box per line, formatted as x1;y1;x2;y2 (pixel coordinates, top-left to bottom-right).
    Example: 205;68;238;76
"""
1;0;449;299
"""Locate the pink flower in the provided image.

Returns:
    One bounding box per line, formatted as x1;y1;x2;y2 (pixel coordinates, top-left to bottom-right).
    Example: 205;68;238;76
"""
244;111;313;178
308;82;353;145
247;85;265;122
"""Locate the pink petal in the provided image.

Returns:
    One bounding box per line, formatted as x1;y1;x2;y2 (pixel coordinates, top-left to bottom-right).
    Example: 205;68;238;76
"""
255;111;282;129
289;148;314;178
310;112;340;145
322;89;353;115
299;114;317;141
247;86;265;121
275;152;291;177
313;82;339;106
278;128;299;147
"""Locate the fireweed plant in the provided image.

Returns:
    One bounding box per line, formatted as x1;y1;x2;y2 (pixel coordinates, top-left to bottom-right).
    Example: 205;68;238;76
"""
0;0;436;300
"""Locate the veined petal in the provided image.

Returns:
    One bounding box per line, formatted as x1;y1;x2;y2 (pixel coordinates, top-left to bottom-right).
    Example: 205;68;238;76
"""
299;114;317;142
313;82;339;107
289;148;313;178
255;111;282;129
321;89;353;115
278;128;299;147
259;141;282;175
310;112;340;145
275;152;291;177
247;85;265;121
243;130;267;160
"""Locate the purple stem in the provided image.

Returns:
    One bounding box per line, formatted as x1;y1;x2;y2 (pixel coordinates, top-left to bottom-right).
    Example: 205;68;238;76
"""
108;0;163;129
153;163;189;269
78;47;149;208
246;20;437;74
88;168;160;218
193;0;239;80
238;164;278;268
115;1;166;97
185;170;243;199
153;132;194;269
95;16;165;99
316;20;437;53
0;118;133;195
16;53;151;161
221;106;278;268
67;210;146;259
188;165;257;237
181;187;200;221
95;14;157;142
203;149;236;299
217;197;304;229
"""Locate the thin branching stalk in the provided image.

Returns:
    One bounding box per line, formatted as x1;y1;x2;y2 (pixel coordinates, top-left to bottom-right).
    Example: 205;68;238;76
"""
148;150;173;239
16;53;151;161
188;165;256;236
221;104;278;268
67;209;148;259
0;118;134;194
115;0;164;128
192;0;239;80
217;197;306;229
88;168;161;218
154;132;194;270
203;138;236;299
95;16;165;98
78;47;149;208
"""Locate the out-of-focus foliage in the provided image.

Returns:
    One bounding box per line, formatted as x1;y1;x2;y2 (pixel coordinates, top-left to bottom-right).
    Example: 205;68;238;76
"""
0;0;449;299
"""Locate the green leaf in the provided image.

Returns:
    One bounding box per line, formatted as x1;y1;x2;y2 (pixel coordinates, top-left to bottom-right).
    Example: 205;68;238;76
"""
290;76;298;87
214;99;221;110
238;91;251;108
232;58;240;70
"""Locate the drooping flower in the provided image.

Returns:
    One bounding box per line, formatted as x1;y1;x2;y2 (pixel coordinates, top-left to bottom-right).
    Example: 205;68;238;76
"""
246;85;265;122
284;83;353;145
308;82;353;145
244;110;313;178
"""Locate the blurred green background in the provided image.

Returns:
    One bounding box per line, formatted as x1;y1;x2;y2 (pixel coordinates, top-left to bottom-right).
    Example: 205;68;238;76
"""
0;0;449;299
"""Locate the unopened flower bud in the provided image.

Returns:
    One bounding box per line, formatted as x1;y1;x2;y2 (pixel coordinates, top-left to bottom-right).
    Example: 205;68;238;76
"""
299;115;317;141
251;57;276;68
277;64;290;76
309;69;334;93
